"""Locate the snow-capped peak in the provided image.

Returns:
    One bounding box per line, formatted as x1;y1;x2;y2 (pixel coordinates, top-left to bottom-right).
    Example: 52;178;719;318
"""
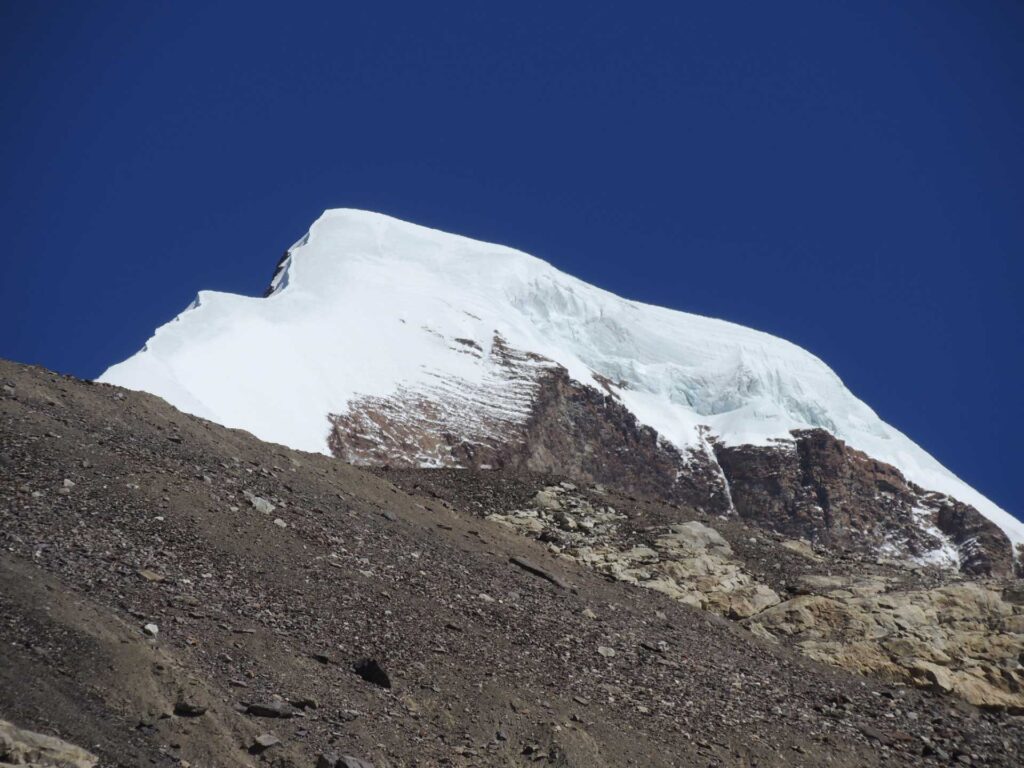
98;209;1024;547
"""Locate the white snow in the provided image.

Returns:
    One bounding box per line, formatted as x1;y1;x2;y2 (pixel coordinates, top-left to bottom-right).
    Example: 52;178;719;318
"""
909;506;962;569
99;209;1024;547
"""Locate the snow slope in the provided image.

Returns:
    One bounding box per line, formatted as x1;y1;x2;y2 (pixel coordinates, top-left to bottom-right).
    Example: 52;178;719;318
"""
99;209;1024;546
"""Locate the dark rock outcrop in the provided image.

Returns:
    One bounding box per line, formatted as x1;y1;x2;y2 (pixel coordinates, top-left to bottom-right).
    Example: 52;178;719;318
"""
328;334;733;513
328;336;1013;575
715;430;1012;576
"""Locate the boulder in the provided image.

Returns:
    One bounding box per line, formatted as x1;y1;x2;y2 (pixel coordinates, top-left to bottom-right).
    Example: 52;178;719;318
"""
780;539;820;561
0;719;98;768
658;521;732;557
532;488;563;511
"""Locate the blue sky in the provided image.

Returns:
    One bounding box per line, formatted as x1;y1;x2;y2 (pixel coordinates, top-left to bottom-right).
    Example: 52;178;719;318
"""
1;1;1021;519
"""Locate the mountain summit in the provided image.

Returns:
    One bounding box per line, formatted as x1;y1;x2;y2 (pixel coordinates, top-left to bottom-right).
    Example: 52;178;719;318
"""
99;209;1023;570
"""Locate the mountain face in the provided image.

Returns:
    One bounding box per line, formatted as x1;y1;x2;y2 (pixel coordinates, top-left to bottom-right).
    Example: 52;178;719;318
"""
100;209;1023;574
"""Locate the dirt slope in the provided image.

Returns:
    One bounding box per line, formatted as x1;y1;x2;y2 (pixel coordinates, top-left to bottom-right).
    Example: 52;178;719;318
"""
1;358;1020;767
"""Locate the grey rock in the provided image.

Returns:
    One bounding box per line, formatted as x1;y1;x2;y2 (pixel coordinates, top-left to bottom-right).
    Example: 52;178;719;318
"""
509;556;571;590
0;719;98;767
1002;584;1024;605
173;700;207;717
251;733;280;751
245;492;276;515
245;700;295;718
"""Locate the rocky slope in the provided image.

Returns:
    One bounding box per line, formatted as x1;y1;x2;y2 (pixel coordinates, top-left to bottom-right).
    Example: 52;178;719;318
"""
3;357;1024;767
387;469;1024;715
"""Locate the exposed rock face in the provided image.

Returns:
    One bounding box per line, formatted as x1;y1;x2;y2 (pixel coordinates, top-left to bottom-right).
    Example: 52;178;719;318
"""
0;720;97;767
330;340;1013;575
328;334;556;469
487;484;780;619
509;370;689;499
633;522;782;619
464;480;1024;714
933;498;1012;576
330;335;733;513
747;579;1024;713
715;430;1013;576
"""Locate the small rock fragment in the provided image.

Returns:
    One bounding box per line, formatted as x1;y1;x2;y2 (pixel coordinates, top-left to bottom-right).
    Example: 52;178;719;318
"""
245;700;295;718
173;701;207;717
251;733;280;752
509;556;571;590
352;658;392;689
247;493;275;515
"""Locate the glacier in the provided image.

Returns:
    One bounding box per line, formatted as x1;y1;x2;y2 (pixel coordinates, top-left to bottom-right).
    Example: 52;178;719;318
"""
99;209;1024;547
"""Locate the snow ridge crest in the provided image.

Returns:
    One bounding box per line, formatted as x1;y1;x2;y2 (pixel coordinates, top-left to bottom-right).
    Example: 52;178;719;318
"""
98;208;1024;547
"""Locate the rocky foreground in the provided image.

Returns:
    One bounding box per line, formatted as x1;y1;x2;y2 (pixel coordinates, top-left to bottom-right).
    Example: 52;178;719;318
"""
386;473;1024;713
1;357;1023;767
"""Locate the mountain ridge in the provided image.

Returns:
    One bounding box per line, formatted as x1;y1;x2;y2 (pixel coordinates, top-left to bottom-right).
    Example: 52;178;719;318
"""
98;209;1024;555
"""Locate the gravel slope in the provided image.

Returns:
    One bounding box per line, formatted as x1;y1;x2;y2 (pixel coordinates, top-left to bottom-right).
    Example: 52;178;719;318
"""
1;358;1021;767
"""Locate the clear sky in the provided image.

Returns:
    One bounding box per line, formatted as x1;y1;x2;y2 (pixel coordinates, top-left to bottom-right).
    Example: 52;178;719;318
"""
1;1;1021;519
